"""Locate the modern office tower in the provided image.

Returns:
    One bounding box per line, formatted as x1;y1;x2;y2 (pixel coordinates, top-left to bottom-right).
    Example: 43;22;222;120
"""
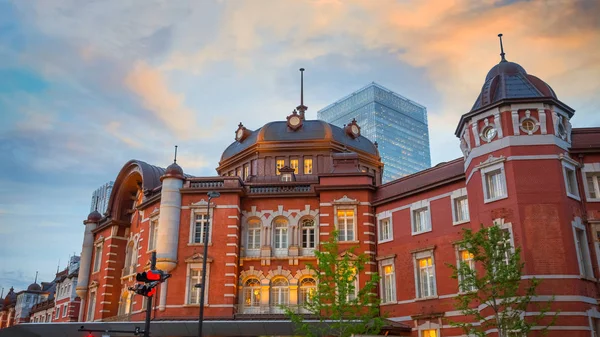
318;82;431;182
89;181;114;214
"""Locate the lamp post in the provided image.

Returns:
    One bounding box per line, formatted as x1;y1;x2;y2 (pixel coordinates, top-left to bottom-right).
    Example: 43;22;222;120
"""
197;191;220;337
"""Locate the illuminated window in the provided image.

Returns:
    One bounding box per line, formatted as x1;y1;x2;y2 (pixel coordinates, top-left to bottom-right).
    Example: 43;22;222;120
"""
458;249;475;292
299;277;316;305
421;329;438;337
290;159;299;174
243;165;250;180
276;159;285;175
336;210;355;241
243;278;261;308
381;264;396;303
304;158;313;174
413;251;436;298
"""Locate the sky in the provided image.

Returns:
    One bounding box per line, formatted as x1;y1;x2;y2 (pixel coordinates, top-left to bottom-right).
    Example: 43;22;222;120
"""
0;0;599;293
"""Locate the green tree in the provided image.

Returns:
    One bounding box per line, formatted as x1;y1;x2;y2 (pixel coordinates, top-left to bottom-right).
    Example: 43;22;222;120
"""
449;225;556;337
286;230;384;337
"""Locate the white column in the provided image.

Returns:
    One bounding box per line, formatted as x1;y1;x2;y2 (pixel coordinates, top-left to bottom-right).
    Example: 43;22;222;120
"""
155;176;183;310
75;218;97;321
159;279;169;312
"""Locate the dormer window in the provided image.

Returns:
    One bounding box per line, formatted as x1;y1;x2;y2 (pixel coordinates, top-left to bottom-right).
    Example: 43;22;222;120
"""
282;173;292;182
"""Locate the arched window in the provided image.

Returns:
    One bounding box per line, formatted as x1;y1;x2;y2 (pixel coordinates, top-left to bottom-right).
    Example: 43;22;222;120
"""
270;277;289;307
243;278;261;308
299;277;316;305
123;240;138;276
301;218;316;249
246;219;261;250
273;218;288;250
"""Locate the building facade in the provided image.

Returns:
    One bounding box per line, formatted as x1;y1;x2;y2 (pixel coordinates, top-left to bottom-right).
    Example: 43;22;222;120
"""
52;256;81;323
318;82;431;182
90;181;114;215
42;54;600;337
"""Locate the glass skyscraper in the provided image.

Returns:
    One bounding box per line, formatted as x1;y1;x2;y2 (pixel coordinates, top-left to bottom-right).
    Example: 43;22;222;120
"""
318;82;431;183
90;181;114;214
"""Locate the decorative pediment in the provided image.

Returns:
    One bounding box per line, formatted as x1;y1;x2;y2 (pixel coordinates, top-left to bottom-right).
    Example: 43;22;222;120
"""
185;253;213;263
149;207;160;217
332;195;359;205
93;236;105;245
190;199;218;209
338;251;358;259
476;154;505;169
89;280;99;289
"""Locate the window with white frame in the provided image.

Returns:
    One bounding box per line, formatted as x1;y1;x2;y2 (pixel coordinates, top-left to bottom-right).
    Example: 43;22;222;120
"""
345;268;358;301
573;217;593;278
273;217;289;250
86;291;96;321
270;277;289;308
479;160;508;203
186;264;209;305
378;216;393;242
281;173;293;182
246;219;261;250
582;162;600;201
301;218;316;249
62;304;67;317
452;192;469;224
243;278;261;308
299;277;316;305
336;209;355;241
411;206;431;234
457;249;476;292
123;240;138;276
381;262;396;303
148;218;158;251
55;306;60;319
243;164;249;180
562;160;580;199
92;244;102;273
413;250;436;298
192;213;210;244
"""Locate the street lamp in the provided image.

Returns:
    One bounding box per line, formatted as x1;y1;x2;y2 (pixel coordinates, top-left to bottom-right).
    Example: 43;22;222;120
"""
197;191;220;337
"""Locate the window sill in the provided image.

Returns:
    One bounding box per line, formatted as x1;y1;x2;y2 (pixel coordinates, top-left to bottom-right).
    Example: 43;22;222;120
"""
187;243;213;247
411;228;432;236
453;219;470;226
483;195;508;204
415;296;438;302
378;238;393;244
379;301;397;306
182;304;208;307
567;193;581;201
338;240;360;244
581;276;596;282
585;198;600;203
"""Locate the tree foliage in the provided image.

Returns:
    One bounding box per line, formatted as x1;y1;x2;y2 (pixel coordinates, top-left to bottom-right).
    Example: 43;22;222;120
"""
448;225;556;337
286;230;384;337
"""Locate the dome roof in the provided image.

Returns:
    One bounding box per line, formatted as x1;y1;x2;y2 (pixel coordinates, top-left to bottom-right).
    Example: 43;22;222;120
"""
86;210;102;222
471;60;557;112
161;162;184;181
4;287;16;306
220;120;379;162
27;282;42;291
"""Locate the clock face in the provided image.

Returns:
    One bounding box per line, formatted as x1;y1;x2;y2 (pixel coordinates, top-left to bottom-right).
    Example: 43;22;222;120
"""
236;129;244;140
289;116;300;126
351;124;359;135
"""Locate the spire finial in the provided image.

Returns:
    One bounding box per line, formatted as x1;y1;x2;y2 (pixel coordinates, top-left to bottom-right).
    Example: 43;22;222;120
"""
297;68;307;120
498;33;506;62
34;271;38;284
57;258;60;273
174;145;178;164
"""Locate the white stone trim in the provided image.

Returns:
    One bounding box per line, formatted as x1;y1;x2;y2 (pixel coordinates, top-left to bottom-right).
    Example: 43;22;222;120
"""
410;200;432;235
184;262;210;306
412;248;437;299
450;188;469;225
376;210;393;243
572;217;593;278
582;163;600;202
561;157;581;201
479;159;508;203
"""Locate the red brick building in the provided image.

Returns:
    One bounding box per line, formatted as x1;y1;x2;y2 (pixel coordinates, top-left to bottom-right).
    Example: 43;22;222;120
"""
71;54;600;337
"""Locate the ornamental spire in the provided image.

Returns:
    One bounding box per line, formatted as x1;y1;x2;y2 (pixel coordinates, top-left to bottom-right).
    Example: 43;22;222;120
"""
498;33;507;62
296;68;308;120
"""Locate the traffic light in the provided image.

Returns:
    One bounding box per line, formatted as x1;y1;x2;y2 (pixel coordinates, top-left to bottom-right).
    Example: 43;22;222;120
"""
135;270;169;282
129;282;159;297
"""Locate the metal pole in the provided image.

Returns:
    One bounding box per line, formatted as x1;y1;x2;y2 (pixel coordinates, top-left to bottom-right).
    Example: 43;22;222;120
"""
198;194;212;337
144;252;156;337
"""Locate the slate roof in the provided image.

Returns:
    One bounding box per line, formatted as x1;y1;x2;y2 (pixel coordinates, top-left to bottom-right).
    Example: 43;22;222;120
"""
471;60;557;112
570;127;600;153
221;120;379;162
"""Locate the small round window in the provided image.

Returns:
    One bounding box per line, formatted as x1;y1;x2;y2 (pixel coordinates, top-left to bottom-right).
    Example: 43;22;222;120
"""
519;117;539;134
480;126;497;142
